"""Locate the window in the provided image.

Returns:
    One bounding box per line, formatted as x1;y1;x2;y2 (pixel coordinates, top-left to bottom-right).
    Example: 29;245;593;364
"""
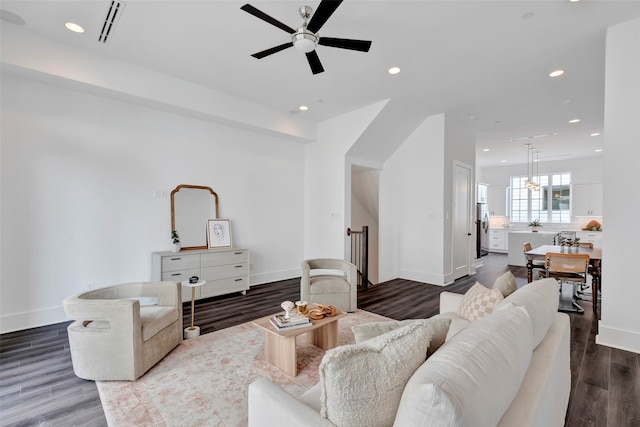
510;172;571;224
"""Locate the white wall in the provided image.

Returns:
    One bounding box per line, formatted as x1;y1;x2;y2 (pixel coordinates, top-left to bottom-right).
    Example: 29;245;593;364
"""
0;74;305;333
598;18;640;353
379;113;475;285
379;114;446;284
303;101;386;260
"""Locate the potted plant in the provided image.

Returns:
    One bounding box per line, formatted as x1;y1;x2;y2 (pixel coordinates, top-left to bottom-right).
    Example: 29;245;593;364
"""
528;220;542;232
171;230;181;253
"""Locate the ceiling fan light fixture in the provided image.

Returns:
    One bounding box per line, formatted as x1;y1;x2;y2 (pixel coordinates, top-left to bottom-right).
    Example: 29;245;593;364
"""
292;30;318;53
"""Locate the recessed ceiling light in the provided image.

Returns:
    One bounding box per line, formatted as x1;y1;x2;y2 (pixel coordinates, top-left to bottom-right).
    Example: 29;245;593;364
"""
590;132;600;136
65;22;84;33
595;149;603;152
388;67;400;75
568;118;580;124
562;99;572;104
549;69;565;78
483;148;490;152
299;105;309;111
501;160;507;163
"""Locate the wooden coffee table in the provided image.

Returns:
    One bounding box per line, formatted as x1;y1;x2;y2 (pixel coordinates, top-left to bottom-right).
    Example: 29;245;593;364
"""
252;310;346;376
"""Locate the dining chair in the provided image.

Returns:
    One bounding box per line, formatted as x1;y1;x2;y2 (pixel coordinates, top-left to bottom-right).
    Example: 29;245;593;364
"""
576;241;597;296
523;242;545;272
538;252;590;313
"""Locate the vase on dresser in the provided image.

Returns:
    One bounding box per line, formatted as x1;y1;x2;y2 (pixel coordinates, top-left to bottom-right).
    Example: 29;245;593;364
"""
171;243;181;253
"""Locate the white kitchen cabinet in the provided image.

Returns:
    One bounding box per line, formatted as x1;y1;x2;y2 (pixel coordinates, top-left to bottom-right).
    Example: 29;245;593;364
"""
576;231;603;248
488;229;508;252
572;183;603;216
488;187;508;216
152;248;249;301
477;183;488;203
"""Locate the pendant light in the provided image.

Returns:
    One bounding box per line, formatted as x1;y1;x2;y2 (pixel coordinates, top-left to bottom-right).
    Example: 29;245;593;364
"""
525;143;540;191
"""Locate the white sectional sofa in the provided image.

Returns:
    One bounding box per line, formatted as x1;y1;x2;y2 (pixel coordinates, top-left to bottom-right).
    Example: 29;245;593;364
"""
248;277;571;426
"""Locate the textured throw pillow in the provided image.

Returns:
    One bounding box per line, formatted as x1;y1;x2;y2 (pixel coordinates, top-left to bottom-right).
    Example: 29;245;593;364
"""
457;282;504;322
492;271;518;298
352;317;451;358
394;304;534;427
319;322;432;427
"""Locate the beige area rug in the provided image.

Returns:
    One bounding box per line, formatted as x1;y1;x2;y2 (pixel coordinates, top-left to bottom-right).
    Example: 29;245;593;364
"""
96;310;390;426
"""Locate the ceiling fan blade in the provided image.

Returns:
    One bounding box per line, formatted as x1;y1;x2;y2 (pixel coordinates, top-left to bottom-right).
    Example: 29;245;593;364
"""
306;50;325;74
240;4;295;34
251;42;293;59
318;37;372;52
307;0;343;33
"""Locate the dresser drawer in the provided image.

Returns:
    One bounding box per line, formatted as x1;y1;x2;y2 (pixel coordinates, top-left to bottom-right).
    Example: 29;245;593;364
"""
161;254;200;271
162;268;200;282
201;249;248;267
201;263;249;281
200;276;249;298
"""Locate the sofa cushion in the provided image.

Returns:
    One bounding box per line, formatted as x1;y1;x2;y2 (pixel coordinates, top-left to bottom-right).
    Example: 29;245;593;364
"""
394;304;534;427
351;317;451;358
430;312;471;340
496;278;559;348
492;271;518;297
457;282;504;322
309;276;350;294
140;306;179;342
319;322;432;427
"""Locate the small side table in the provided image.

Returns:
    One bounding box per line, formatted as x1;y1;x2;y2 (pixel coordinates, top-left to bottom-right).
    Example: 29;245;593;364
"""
181;280;206;339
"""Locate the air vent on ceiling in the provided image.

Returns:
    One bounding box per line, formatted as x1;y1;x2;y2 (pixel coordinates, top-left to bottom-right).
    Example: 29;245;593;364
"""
98;0;125;43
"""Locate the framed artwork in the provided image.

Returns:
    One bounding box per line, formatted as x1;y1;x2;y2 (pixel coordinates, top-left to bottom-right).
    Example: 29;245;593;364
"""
207;219;232;248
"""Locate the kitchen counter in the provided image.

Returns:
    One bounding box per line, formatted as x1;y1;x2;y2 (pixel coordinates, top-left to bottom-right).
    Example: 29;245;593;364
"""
507;231;555;266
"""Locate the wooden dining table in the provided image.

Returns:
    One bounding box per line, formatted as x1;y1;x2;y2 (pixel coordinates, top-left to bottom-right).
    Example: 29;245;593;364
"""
525;244;602;311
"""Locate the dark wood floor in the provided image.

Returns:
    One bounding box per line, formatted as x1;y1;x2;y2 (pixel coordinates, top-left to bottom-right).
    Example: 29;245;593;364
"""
1;253;638;426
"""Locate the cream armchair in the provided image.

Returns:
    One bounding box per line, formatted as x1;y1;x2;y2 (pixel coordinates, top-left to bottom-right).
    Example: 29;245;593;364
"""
63;281;182;381
300;259;357;313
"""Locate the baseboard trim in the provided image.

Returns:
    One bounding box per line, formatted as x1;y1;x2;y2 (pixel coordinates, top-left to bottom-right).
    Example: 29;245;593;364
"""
596;322;640;353
397;269;447;286
1;306;67;334
249;269;299;287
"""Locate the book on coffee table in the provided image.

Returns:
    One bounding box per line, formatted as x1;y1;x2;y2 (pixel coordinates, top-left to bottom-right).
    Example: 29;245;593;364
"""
269;317;312;332
271;313;310;328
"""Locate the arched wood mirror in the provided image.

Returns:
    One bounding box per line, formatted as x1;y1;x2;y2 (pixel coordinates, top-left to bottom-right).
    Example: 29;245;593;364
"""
171;185;219;250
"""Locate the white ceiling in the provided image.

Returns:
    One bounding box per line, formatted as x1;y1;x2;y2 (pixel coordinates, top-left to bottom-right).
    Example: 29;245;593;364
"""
2;0;640;168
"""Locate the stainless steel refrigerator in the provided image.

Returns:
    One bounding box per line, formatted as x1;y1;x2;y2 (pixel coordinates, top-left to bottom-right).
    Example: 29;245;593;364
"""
476;203;490;258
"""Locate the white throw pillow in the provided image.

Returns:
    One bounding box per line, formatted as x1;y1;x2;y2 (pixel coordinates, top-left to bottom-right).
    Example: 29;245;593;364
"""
393;304;534;427
351;317;451;358
319;322;432;427
492;271;518;298
457;282;504;322
496;277;560;348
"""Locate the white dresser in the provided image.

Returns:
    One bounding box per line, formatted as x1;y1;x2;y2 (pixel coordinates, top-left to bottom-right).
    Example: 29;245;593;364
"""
152;248;249;301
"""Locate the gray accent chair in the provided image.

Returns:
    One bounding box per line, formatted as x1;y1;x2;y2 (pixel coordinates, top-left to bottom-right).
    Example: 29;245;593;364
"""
63;281;183;381
300;259;358;313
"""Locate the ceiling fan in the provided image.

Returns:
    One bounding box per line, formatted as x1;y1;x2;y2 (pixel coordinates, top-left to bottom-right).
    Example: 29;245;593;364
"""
240;0;372;75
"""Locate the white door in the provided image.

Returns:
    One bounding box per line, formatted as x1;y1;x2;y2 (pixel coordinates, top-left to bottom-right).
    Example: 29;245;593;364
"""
453;162;473;280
